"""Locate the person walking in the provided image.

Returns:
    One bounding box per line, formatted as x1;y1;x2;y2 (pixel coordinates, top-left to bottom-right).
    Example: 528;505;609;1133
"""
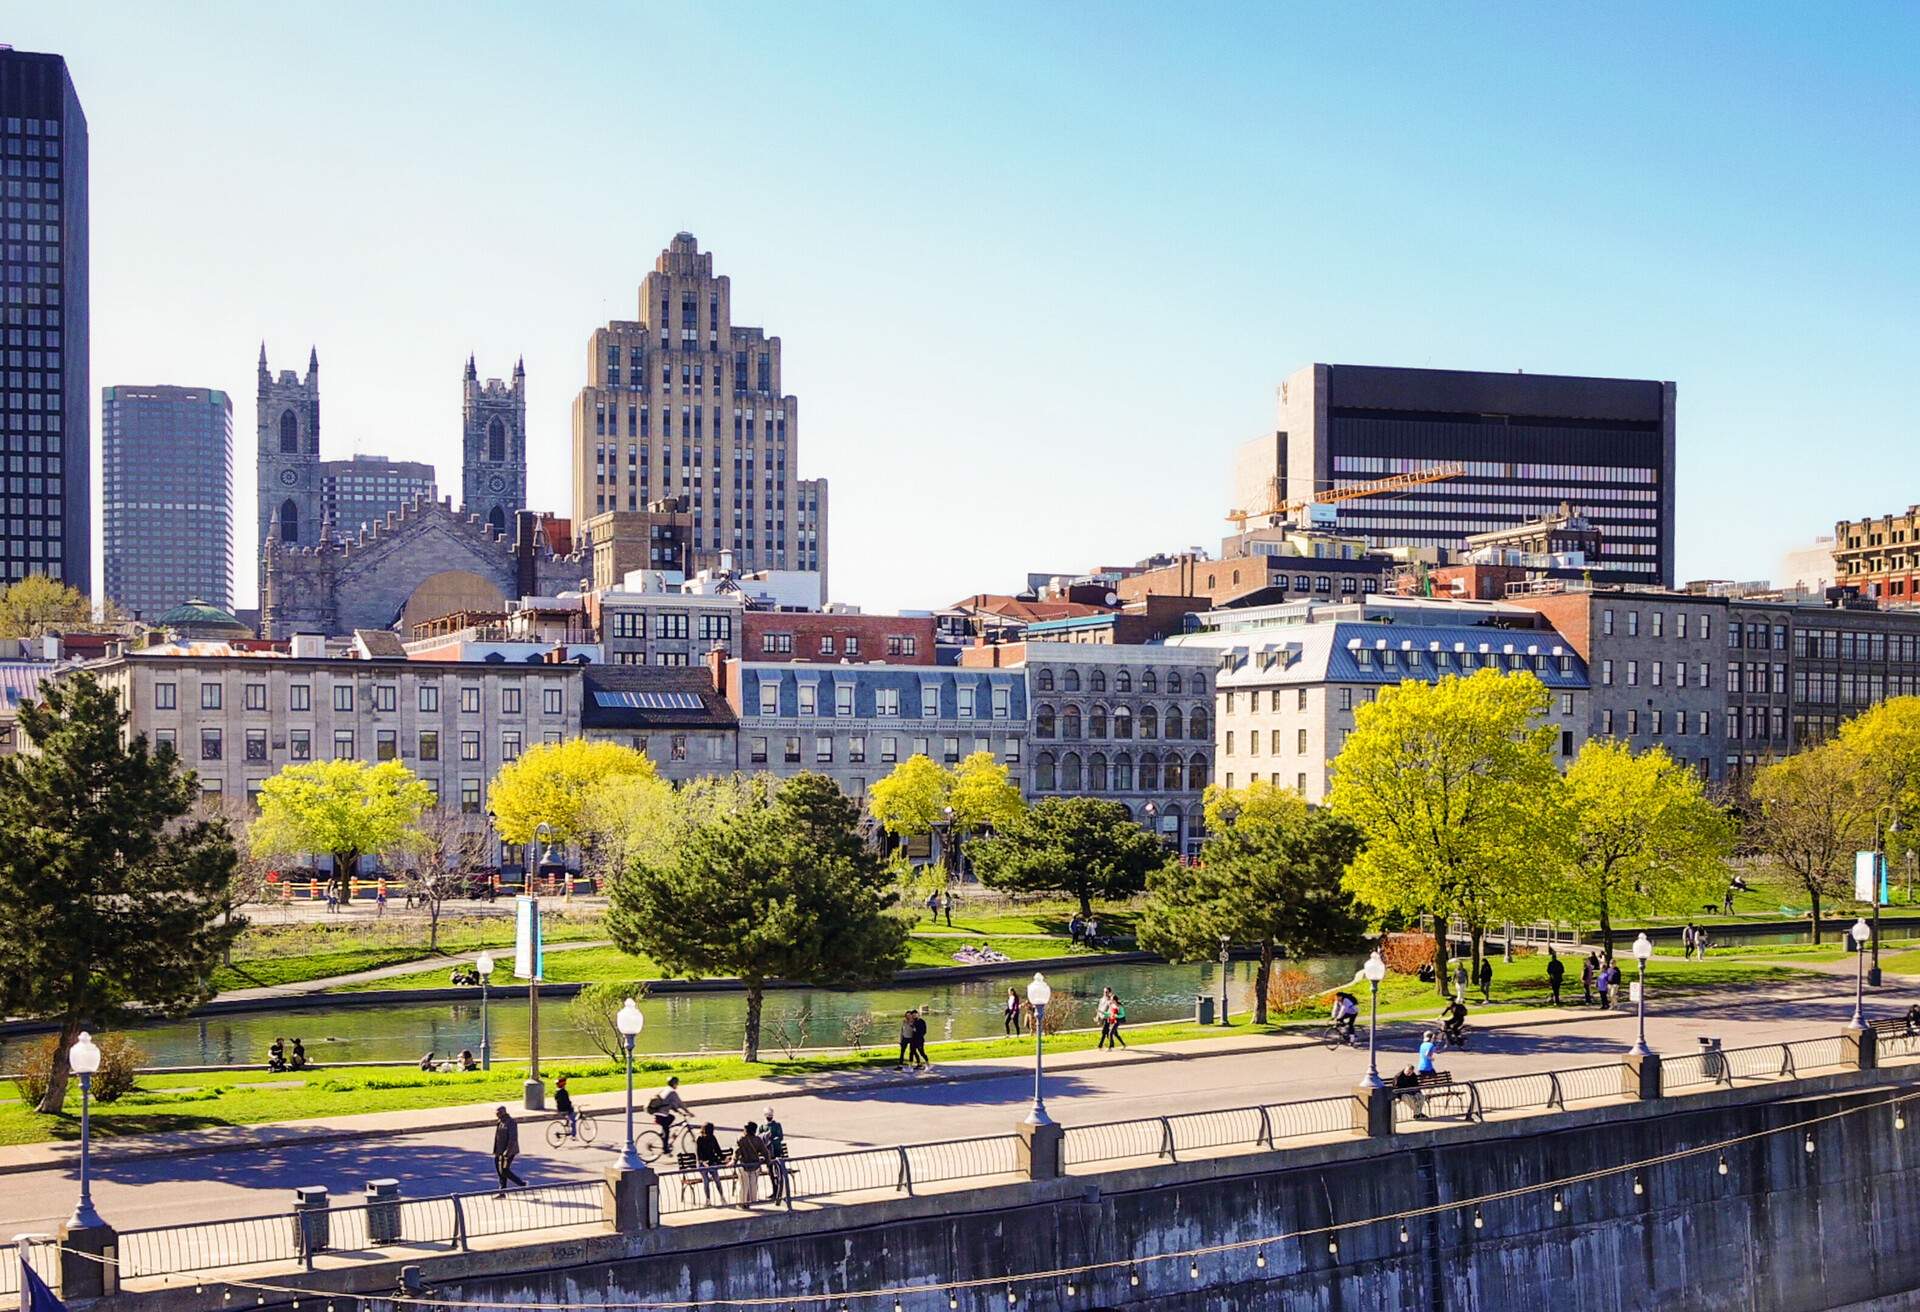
942;891;954;928
1681;923;1696;961
1096;988;1116;1049
1696;927;1712;956
693;1122;726;1204
1105;995;1127;1048
925;890;940;922
761;1106;787;1200
1451;956;1469;1003
1580;952;1597;1006
735;1121;768;1206
897;1011;916;1069
375;885;387;917
492;1106;526;1195
1068;912;1084;946
1545;948;1565;1006
1003;988;1022;1037
1476;956;1493;1003
1597;958;1616;1010
908;1009;931;1068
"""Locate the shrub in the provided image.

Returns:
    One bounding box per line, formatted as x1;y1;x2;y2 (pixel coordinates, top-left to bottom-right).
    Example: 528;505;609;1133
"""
1380;932;1435;976
1265;967;1318;1015
7;1032;146;1106
841;1011;876;1052
568;981;650;1061
1039;994;1083;1036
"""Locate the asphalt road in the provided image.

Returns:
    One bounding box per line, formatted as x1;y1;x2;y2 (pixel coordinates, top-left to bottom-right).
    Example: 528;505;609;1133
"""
4;977;1911;1235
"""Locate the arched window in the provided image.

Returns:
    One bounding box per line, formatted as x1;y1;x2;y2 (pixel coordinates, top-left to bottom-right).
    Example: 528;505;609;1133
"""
1063;669;1082;692
488;505;507;535
1189;706;1209;739
1191;673;1207;694
1115;670;1132;693
1112;706;1133;739
1036;668;1054;692
1035;705;1056;738
1061;705;1082;739
488;416;507;463
1090;669;1106;692
1090;704;1108;738
1165;756;1185;790
279;409;299;454
1142;670;1158;693
1168;671;1183;694
1062;752;1083;790
1138;753;1160;789
1139;705;1158;739
1165;707;1184;739
1089;752;1109;791
278;498;299;542
1189;752;1209;789
1114;753;1134;790
1035;752;1057;791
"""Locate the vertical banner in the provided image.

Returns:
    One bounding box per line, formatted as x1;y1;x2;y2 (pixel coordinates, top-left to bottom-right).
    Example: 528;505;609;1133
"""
1854;851;1885;906
515;894;543;980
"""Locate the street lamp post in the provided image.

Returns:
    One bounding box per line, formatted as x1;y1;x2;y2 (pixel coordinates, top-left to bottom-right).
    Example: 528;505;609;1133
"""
476;951;495;1071
1024;973;1054;1126
67;1032;105;1229
1217;934;1232;1027
1848;918;1872;1031
526;820;555;1109
616;998;646;1169
1870;822;1897;988
1629;933;1654;1057
1361;950;1387;1089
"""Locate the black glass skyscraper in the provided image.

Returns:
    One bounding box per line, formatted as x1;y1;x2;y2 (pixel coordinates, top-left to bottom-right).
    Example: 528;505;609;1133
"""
0;48;88;596
102;385;233;617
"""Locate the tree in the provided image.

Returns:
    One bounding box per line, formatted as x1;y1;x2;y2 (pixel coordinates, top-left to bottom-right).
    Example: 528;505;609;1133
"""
606;772;907;1060
1553;740;1736;952
0;672;240;1112
568;981;651;1061
868;754;949;848
251;759;433;897
1328;669;1565;995
1837;697;1920;879
0;574;95;638
870;751;1024;880
1750;740;1877;942
968;796;1168;918
404;805;493;949
1138;782;1364;1023
581;771;764;885
199;795;276;966
946;751;1025;876
488;739;655;854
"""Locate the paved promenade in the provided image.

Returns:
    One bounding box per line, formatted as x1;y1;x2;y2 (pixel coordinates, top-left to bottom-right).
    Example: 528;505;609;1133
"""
4;974;1913;1237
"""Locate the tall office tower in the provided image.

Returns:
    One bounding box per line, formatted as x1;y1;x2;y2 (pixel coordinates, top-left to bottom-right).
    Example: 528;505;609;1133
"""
0;49;89;595
1232;364;1677;586
572;233;823;587
320;454;437;538
462;354;526;535
101;385;233;616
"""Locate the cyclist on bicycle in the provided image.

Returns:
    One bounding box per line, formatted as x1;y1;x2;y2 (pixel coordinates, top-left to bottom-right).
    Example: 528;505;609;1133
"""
646;1075;690;1147
554;1075;578;1137
1441;998;1469;1047
1330;991;1360;1043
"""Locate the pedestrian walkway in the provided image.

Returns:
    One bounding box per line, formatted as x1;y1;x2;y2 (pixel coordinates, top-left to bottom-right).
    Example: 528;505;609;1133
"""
213;940;616;1002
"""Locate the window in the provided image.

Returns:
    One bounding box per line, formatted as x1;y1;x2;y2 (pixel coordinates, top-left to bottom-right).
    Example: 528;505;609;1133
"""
939;737;957;764
993;686;1010;719
419;730;439;760
502;731;522;761
1036;668;1055;692
819;636;835;655
376;729;397;761
461;731;481;761
958;686;976;718
1063;670;1082;692
1651;710;1663;736
332;683;353;712
798;683;818;715
1627;611;1640;637
1602;609;1615;636
1601;660;1613;686
1652;661;1663;688
200;728;222;760
245;683;268;712
759;683;779;715
845;636;860;656
1035;705;1056;738
1677;613;1689;640
1225;731;1236;756
333;730;355;760
877;689;900;716
1560;693;1574;715
543;685;564;715
154;681;176;710
1651;611;1664;638
291;683;311;712
784;736;801;764
749;737;769;764
1627;710;1639;735
887;635;918;657
1297;728;1308;753
1004;737;1022;764
245;728;268;762
1115;670;1132;693
501;686;522;714
1602;710;1615;735
419;682;440;713
1297;688;1308;711
1676;663;1687;689
460;686;481;713
881;736;899;763
849;736;867;763
461;778;482;814
201;681;223;710
1340;688;1353;711
921;686;940;717
761;632;794;654
1626;661;1639;687
835;683;854;716
290;729;311;761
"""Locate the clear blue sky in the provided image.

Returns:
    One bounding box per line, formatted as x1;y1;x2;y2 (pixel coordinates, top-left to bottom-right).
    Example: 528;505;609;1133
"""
14;3;1919;611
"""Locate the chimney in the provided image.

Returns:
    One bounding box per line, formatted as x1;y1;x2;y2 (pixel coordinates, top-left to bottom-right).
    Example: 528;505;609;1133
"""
291;633;326;660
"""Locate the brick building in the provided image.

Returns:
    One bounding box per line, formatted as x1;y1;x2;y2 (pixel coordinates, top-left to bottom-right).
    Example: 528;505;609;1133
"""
1833;507;1920;605
742;611;936;664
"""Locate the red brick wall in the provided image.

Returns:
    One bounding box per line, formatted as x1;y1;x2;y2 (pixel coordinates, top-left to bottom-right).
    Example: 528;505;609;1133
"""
1507;594;1594;661
742;612;937;664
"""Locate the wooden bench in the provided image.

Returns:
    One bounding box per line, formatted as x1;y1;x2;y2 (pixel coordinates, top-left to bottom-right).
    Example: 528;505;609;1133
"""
1870;1017;1920;1056
1397;1070;1472;1120
675;1148;738;1205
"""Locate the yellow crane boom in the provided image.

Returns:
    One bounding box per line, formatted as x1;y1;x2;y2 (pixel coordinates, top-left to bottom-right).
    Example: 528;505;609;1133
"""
1227;462;1466;528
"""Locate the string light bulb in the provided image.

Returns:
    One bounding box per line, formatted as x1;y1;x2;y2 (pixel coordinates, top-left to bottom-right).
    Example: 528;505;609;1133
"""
1472;1208;1484;1229
948;1295;959;1311
1552;1192;1564;1213
1804;1134;1816;1155
1633;1174;1644;1196
1128;1268;1140;1288
1718;1155;1729;1176
1398;1224;1409;1244
1065;1278;1076;1296
1898;1109;1908;1131
1255;1250;1267;1269
1006;1289;1017;1307
1328;1238;1339;1255
895;1301;904;1312
1189;1260;1200;1280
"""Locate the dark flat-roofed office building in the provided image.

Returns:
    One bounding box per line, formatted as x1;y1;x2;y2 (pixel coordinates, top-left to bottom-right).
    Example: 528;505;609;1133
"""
0;49;88;594
102;385;233;617
1233;364;1676;587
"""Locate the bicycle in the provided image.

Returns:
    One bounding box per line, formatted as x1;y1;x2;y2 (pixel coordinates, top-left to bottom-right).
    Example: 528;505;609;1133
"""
636;1114;699;1162
1319;1021;1362;1050
544;1112;600;1150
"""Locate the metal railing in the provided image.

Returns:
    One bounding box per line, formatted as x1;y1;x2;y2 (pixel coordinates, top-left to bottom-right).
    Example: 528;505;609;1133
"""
1880;1027;1920;1061
0;1240;60;1298
1787;1035;1851;1072
121;1212;299;1280
1064;1096;1352;1168
656;1134;1025;1217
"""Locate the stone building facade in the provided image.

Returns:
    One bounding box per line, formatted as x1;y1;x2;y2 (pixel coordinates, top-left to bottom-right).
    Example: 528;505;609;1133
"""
569;232;828;592
1833;506;1920;606
587;587;743;667
743;611;935;664
462;356;527;534
261;499;586;638
256;347;322;586
579;665;737;783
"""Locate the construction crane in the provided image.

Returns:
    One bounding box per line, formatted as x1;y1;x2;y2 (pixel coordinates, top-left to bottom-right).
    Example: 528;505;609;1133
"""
1226;462;1466;530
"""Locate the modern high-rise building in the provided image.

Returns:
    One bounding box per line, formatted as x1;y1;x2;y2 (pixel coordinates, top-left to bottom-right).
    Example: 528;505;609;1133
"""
1232;364;1676;586
101;385;233;617
570;233;828;593
320;454;437;539
0;49;89;595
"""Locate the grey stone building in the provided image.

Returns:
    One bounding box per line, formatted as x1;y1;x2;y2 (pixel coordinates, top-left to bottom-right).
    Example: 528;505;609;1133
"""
256;346;322;577
101;384;233;617
579;665;736;782
462;356;526;534
0;49;89;594
590;585;742;667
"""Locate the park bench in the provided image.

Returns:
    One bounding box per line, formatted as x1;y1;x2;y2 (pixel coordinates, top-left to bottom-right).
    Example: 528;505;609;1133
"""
1870;1016;1920;1058
1398;1070;1472;1120
675;1148;738;1206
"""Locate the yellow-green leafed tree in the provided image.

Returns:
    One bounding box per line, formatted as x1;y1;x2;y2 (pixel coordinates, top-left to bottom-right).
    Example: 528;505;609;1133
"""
868;754;950;842
487;738;656;846
581;771;768;888
948;750;1024;831
1836;696;1920;874
1328;668;1565;994
252;759;434;895
1750;740;1878;943
0;574;95;637
1554;739;1736;953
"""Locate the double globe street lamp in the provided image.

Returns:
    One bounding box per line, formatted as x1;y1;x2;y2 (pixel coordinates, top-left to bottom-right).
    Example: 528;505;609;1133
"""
68;1031;105;1229
616;997;646;1169
1024;973;1053;1127
1360;950;1388;1088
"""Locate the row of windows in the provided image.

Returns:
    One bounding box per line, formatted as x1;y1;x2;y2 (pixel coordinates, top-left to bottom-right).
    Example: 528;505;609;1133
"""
1793;670;1920;706
606;611;732;642
1035;704;1209;740
152;679;567;716
1032;750;1208;793
1600;709;1710;737
1727;706;1787;742
1354;647;1573;675
756;632;912;657
746;733;1019;767
178;726;563;763
755;682;1013;719
1601;608;1713;641
1333;457;1660;484
1790;628;1920;662
1034;667;1201;694
200;775;494;814
1599;660;1712;690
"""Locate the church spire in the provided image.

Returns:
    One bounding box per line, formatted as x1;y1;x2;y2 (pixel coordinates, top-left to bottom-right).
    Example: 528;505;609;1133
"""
308;345;319;377
258;341;269;378
465;353;477;381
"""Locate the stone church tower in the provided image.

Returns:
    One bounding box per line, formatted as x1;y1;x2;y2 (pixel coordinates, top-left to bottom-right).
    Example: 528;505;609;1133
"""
462;356;527;536
256;344;322;592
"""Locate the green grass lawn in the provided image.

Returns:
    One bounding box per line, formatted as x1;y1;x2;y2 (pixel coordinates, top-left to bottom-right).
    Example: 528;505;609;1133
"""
209;912;610;992
908;902;1141;939
0;1016;1273;1146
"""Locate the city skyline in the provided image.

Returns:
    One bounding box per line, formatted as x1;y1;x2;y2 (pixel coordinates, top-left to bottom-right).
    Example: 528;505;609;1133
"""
8;4;1918;613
